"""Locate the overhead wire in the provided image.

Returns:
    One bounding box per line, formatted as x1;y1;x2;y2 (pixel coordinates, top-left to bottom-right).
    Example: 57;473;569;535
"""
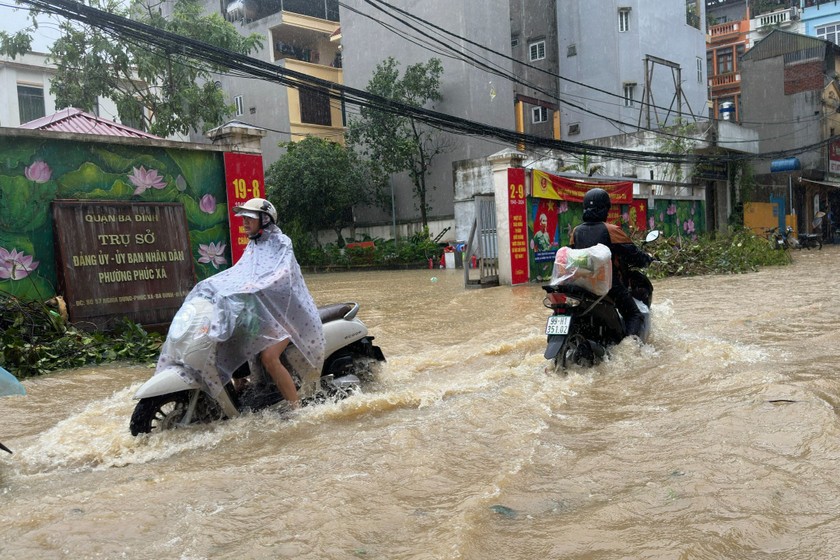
11;0;837;167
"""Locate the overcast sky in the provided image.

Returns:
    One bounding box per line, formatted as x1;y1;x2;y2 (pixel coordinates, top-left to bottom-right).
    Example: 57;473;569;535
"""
0;2;60;52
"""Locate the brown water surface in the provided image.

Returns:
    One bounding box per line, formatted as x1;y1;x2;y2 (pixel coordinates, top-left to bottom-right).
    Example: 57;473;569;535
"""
2;247;840;559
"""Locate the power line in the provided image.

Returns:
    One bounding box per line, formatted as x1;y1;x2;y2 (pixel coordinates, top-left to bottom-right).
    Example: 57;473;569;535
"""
11;0;833;167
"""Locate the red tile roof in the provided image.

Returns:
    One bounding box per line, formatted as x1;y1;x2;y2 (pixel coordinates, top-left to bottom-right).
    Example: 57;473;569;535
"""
19;107;161;139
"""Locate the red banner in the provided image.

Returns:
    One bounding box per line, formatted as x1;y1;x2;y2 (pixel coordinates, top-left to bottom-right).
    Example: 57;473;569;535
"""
224;152;265;264
830;139;840;175
508;168;529;285
532;169;632;203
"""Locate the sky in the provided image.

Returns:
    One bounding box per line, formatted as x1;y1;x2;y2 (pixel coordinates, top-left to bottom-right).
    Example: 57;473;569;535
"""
0;2;60;52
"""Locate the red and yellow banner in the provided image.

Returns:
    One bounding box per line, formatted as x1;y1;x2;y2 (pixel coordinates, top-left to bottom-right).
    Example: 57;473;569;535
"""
508;168;530;285
224;152;265;264
532;169;632;203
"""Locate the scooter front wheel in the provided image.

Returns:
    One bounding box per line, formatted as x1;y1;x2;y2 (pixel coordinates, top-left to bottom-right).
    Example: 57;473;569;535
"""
130;391;192;436
130;388;232;435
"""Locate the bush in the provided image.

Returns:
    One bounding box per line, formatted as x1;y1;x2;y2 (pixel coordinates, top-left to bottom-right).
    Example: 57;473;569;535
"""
0;292;162;378
646;227;791;279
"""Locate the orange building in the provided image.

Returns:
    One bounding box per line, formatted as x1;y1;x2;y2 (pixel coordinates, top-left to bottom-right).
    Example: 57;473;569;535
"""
706;6;751;123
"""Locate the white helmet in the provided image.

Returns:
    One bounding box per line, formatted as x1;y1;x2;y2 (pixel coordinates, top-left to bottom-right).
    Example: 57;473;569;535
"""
233;197;277;224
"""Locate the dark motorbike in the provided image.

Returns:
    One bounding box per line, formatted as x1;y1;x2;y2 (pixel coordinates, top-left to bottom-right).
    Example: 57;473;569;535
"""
796;212;824;250
541;231;659;371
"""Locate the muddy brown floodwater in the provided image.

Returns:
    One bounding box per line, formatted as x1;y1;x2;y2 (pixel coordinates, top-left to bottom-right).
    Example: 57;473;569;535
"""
3;247;840;559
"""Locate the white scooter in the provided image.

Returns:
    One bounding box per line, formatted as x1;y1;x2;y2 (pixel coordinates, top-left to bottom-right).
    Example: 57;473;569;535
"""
130;300;385;435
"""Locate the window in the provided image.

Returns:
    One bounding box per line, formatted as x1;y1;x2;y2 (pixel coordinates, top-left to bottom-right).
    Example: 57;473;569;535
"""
511;37;519;48
532;106;548;124
619;8;630;32
716;47;733;74
623;83;636;107
568;122;580;135
696;57;703;83
529;40;546;62
817;23;840;45
119;98;145;131
17;85;45;124
567;44;577;57
300;89;331;125
686;0;700;29
234;95;244;116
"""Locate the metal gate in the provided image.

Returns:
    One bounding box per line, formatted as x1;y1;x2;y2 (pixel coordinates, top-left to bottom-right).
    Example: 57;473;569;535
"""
464;195;499;288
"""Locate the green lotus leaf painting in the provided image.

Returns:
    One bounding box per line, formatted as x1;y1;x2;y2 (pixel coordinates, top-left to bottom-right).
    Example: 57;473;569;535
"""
0;133;243;304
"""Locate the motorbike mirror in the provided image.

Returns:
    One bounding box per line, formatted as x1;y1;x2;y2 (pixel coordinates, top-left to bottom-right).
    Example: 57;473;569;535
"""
644;230;661;243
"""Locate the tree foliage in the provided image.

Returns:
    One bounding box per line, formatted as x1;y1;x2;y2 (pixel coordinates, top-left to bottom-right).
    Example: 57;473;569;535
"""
347;56;449;228
1;0;262;137
265;136;373;247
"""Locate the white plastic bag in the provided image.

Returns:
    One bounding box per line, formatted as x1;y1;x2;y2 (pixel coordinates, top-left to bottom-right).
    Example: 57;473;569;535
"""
550;244;612;296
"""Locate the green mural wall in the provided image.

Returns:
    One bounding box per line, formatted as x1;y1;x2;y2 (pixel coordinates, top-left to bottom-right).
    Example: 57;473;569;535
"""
527;197;706;282
0;134;232;301
649;199;705;239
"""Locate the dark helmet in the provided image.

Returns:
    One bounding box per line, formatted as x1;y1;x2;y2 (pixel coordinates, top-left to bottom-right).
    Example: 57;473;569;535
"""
582;188;611;222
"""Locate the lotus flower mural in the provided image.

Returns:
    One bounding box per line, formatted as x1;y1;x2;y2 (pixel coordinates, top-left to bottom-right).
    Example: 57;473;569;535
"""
199;194;217;214
0;247;39;280
198;241;228;269
24;160;52;183
129;166;167;195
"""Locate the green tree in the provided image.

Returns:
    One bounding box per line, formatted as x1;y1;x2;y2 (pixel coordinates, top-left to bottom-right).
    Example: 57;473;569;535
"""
1;0;262;137
560;152;604;176
347;56;449;228
265;136;373;247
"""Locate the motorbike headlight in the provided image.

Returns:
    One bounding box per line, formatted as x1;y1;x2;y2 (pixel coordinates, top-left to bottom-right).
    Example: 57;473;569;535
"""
168;303;196;341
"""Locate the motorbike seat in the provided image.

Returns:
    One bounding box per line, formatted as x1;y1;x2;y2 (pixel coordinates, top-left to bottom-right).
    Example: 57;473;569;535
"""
318;303;354;323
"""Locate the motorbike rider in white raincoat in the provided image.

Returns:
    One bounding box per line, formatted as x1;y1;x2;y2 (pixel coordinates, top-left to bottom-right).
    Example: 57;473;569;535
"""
155;197;325;407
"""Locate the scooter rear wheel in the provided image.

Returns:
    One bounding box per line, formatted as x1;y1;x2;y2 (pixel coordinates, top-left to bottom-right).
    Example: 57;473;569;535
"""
558;333;595;369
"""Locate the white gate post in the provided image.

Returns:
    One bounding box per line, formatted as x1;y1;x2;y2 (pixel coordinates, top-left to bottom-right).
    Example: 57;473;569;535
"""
488;149;527;286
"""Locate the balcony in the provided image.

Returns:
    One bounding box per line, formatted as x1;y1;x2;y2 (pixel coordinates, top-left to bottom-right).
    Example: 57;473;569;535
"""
280;59;345;143
752;7;799;32
270;12;342;68
709;73;741;89
709;21;742;40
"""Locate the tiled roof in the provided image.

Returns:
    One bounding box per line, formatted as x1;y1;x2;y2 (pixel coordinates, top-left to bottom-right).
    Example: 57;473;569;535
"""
19;107;161;139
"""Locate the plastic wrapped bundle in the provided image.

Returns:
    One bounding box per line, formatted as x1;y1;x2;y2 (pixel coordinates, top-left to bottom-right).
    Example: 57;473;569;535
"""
550;244;612;296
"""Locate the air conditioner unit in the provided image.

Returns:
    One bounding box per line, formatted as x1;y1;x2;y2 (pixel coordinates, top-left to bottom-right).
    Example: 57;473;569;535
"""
791;7;800;20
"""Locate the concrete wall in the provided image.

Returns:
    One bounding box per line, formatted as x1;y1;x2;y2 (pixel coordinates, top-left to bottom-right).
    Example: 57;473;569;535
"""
740;55;824;174
557;0;708;142
338;0;516;236
0;52;122;129
509;0;560;138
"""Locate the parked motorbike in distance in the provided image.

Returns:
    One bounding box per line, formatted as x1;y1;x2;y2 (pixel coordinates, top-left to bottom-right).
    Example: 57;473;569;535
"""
130;300;385;436
796;212;824;250
763;226;793;250
541;230;659;372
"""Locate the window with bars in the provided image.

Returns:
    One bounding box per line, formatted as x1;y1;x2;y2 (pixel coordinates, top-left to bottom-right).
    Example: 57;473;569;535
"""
300;89;331;125
17;85;45;124
623;83;636;107
619;8;630;32
529;40;546;62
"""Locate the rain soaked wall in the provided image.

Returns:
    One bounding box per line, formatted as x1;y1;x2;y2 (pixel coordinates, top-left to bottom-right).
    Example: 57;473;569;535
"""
0;128;235;310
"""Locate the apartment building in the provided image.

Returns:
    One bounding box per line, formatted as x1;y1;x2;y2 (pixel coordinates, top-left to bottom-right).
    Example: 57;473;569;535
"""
556;1;708;141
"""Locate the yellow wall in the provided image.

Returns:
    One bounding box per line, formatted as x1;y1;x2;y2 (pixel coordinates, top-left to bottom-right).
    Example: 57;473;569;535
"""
744;202;796;237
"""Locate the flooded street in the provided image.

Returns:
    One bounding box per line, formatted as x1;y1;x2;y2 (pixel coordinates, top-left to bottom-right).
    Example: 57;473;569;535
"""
3;247;840;559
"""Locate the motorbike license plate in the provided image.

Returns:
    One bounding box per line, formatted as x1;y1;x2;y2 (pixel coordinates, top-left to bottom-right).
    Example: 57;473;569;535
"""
545;315;571;335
